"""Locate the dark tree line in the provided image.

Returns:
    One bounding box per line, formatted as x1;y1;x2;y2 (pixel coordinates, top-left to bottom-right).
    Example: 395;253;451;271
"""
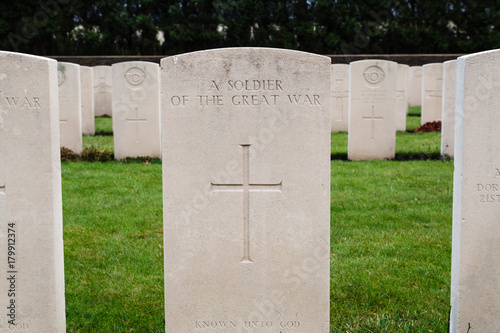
1;0;500;56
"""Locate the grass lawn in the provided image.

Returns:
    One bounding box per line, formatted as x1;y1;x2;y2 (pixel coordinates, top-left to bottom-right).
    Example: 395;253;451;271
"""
330;160;452;332
64;106;452;332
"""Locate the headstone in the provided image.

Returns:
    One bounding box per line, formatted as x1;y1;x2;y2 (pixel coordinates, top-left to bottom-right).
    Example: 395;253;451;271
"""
348;60;397;160
0;51;66;332
408;66;422;106
330;64;349;132
80;66;95;136
396;64;409;131
421;63;443;125
58;62;82;154
451;49;500;333
162;48;330;332
441;60;457;157
92;65;112;117
112;61;161;159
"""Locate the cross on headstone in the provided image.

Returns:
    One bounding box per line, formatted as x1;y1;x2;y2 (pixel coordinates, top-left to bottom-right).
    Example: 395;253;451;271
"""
126;107;147;143
332;79;349;122
96;78;111;112
210;144;282;264
362;105;383;141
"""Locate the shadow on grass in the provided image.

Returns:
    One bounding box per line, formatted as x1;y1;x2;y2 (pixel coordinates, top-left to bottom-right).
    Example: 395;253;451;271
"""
331;153;453;161
119;157;162;164
61;147;161;164
94;131;113;136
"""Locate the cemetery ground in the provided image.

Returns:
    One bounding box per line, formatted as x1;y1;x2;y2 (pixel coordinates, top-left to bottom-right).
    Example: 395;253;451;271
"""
63;106;452;332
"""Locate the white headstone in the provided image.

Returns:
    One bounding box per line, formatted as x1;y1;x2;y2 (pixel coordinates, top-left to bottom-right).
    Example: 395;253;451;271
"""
92;65;112;117
0;51;65;332
162;48;331;332
441;60;457;157
58;62;82;154
80;66;95;136
330;64;349;132
451;49;500;332
421;63;443;125
348;60;397;160
396;64;409;131
112;61;161;159
408;66;422;106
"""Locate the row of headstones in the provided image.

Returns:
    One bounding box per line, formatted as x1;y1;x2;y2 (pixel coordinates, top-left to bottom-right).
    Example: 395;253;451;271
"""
63;60;455;162
58;62;161;160
332;61;457;160
0;48;495;332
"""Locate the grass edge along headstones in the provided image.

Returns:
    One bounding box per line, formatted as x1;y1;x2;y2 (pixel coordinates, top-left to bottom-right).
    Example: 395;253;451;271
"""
0;51;66;332
161;47;331;332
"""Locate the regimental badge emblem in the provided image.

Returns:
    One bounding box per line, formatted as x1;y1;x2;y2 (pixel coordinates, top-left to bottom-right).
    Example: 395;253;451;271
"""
124;67;146;87
57;69;65;86
363;66;385;87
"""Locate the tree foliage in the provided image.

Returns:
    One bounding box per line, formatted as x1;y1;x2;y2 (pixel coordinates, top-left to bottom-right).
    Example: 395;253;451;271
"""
1;0;499;55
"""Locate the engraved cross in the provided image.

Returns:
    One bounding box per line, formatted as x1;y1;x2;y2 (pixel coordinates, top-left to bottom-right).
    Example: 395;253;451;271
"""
362;105;383;141
127;107;147;143
0;183;5;194
211;144;282;264
331;79;348;122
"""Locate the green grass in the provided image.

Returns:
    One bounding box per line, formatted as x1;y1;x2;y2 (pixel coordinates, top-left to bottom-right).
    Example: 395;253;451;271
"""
407;106;422;132
63;108;451;332
62;162;164;332
95;116;113;134
82;135;114;152
83;117;114;153
330;160;452;332
408;106;421;116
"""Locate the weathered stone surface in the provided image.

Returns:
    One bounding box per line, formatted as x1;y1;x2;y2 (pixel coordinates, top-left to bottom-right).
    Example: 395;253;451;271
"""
330;64;349;132
441;60;456;157
0;51;65;332
421;63;443;125
112;61;161;159
80;66;95;135
396;64;409;131
408;66;422;106
93;65;112;117
162;48;331;332
451;49;500;332
348;60;397;160
58;62;82;154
